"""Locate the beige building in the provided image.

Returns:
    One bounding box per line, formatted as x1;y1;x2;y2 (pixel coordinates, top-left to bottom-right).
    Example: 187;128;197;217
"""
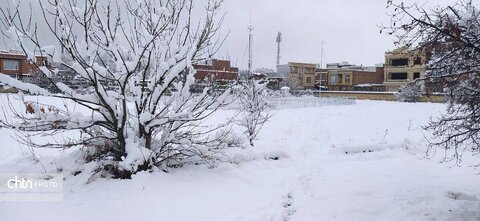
277;62;317;90
384;47;426;92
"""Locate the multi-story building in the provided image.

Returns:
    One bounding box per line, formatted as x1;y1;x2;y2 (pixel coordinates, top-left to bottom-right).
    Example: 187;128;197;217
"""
326;66;385;91
384;47;426;92
0;50;47;78
277;62;317;90
193;59;238;82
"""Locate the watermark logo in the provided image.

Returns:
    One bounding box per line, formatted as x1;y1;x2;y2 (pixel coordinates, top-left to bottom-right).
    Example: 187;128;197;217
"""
0;173;63;202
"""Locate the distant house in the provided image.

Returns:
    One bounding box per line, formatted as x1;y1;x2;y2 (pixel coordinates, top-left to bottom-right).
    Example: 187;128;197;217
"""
277;62;317;90
326;66;385;91
0;50;48;78
193;59;239;82
0;50;53;92
190;58;238;93
384;47;426;92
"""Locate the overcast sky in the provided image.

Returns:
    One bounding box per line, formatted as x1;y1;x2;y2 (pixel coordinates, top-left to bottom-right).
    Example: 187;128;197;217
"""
217;0;397;70
2;0;461;70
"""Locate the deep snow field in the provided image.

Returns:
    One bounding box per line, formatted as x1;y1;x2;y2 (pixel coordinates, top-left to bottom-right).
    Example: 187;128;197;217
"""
0;95;479;221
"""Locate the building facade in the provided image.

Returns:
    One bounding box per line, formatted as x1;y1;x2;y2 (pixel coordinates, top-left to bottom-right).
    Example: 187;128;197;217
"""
326;67;385;91
384;47;426;92
193;59;239;82
0;50;47;78
315;68;329;90
277;62;317;90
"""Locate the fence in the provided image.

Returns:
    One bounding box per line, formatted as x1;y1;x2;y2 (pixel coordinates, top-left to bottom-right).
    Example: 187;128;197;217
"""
225;96;356;110
269;96;356;109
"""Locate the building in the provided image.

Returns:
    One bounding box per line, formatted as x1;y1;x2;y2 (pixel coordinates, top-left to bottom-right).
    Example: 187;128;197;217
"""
277;62;317;90
326;62;365;70
190;58;238;93
384;47;426;92
0;50;47;78
315;68;329;90
326;66;385;91
193;59;239;82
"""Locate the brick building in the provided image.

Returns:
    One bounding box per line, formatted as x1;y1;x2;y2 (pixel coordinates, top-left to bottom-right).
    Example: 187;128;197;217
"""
326;66;385;91
0;50;48;78
193;59;239;82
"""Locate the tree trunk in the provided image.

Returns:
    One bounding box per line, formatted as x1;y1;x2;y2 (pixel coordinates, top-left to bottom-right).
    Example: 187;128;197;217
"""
145;132;152;150
116;128;127;158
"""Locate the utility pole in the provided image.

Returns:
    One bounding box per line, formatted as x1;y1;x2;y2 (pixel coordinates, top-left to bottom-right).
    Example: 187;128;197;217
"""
247;14;254;75
320;41;324;68
276;32;282;67
319;41;325;94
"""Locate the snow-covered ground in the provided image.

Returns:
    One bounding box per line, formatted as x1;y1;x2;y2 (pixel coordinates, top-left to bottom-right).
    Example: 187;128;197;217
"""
0;96;479;221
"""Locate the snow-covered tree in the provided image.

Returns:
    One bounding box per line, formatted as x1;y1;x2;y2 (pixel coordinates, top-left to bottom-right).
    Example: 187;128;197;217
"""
235;79;272;147
384;0;480;164
280;77;301;93
0;0;236;177
396;81;422;103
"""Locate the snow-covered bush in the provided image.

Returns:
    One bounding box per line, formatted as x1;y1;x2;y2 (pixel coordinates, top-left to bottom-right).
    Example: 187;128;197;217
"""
0;0;236;178
235;79;273;147
280;87;291;97
396;82;422;102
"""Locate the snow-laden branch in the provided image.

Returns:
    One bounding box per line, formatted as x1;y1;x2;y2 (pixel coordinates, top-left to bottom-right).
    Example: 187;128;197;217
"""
0;0;234;178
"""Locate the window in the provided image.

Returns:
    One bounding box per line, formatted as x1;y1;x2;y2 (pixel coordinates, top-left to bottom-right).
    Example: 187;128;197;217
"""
413;57;422;65
330;75;342;84
413;72;420;79
390;72;408;80
330;75;337;84
3;60;19;70
306;77;312;84
345;75;351;83
390;58;409;67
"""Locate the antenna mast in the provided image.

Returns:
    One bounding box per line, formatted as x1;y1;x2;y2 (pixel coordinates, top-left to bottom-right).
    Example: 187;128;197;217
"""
276;32;282;66
247;14;254;75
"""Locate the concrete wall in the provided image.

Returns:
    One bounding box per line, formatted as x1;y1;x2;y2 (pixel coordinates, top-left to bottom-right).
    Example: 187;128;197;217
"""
314;91;445;103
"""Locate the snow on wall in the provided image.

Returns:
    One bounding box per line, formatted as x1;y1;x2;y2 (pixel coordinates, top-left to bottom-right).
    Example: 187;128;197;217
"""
269;96;356;109
227;96;356;111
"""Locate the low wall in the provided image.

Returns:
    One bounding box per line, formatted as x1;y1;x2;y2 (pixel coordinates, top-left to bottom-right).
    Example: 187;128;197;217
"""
314;91;445;103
